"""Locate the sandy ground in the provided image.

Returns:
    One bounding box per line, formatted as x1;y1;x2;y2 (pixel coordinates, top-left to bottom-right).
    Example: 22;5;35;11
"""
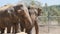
0;25;60;34
32;25;60;34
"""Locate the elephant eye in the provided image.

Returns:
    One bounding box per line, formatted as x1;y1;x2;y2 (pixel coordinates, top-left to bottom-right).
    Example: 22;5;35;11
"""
20;5;23;7
28;7;30;9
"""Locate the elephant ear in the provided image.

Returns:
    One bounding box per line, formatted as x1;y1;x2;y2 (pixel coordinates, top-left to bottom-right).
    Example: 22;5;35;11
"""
37;8;42;16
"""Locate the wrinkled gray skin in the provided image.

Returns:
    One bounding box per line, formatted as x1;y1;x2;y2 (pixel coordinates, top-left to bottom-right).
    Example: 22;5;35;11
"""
0;4;32;34
13;4;33;34
0;4;41;34
28;6;41;34
13;4;41;34
0;7;19;34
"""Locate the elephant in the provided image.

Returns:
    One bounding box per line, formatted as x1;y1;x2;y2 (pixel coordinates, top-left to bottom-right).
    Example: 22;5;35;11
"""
0;5;19;34
0;3;42;34
13;4;42;34
28;6;42;34
13;4;33;34
0;4;32;34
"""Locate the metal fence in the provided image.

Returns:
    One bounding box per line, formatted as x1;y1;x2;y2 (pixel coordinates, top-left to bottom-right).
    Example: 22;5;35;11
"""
38;16;60;34
38;16;60;25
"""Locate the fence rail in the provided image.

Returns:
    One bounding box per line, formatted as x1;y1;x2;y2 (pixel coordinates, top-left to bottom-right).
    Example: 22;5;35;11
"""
38;16;60;25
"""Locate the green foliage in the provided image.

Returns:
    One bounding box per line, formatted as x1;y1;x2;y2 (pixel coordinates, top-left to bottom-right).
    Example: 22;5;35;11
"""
42;5;60;16
39;5;60;24
20;0;41;8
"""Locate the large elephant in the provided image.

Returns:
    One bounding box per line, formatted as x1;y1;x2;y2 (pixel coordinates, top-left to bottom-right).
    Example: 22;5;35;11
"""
13;4;33;34
0;5;19;33
13;4;41;34
0;4;32;34
28;6;42;34
0;3;41;34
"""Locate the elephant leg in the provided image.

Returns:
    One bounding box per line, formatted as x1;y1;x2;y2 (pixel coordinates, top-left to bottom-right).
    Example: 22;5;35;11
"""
34;20;39;34
20;26;24;32
25;28;32;34
14;23;20;33
0;28;4;34
14;24;18;33
13;25;15;34
20;22;24;32
7;27;11;33
1;30;4;34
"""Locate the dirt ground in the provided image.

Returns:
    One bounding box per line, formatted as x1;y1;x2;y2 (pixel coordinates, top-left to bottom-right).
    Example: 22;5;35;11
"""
0;24;60;34
32;25;60;34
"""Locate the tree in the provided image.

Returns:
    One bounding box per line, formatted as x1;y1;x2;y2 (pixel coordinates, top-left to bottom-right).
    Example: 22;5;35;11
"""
18;0;42;8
